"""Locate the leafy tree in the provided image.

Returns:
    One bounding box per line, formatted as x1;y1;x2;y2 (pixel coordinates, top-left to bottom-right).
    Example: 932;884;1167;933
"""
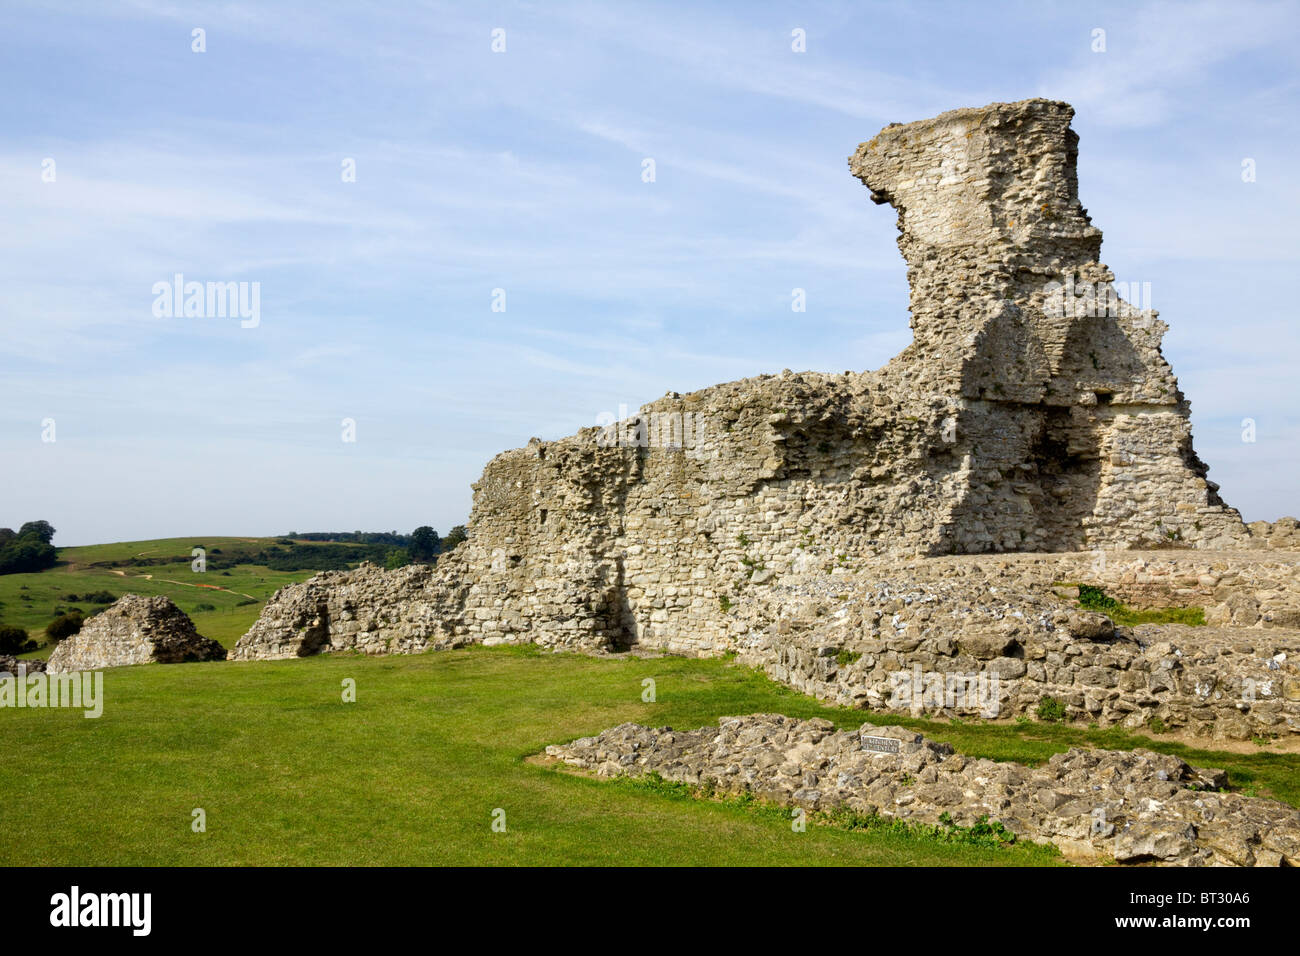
288;530;412;547
0;625;36;655
0;520;58;574
17;520;55;544
384;549;412;570
0;537;57;575
62;591;115;604
442;525;468;551
45;611;84;643
408;526;440;562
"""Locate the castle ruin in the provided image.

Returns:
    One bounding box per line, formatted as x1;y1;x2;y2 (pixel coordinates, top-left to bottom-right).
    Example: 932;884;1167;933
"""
230;100;1299;746
237;99;1255;656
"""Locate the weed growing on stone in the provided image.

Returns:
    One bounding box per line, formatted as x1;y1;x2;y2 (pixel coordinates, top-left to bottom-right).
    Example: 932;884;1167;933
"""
1076;584;1205;626
1037;696;1067;722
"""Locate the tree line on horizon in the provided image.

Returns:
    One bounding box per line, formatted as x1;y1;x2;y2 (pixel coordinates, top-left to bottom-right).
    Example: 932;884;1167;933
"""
0;521;57;575
0;521;472;579
380;525;467;569
170;526;471;573
0;522;58;652
278;526;468;570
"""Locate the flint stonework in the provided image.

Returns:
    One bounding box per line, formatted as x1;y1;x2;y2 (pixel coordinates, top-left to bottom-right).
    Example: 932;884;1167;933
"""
231;100;1298;748
46;594;226;673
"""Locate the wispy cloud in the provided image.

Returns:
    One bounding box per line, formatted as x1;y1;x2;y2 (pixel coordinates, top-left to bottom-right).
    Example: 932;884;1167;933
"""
2;0;1297;541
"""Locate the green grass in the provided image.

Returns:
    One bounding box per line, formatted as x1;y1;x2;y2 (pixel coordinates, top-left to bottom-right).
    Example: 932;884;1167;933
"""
52;536;284;567
836;648;862;668
1036;696;1067;722
1106;605;1207;627
1074;583;1206;627
626;772;1043;855
3;647;1296;866
906;717;1300;808
0;536;360;656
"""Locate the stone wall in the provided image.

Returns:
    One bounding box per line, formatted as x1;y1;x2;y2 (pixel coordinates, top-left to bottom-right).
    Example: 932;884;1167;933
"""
1249;517;1300;551
547;715;1300;866
236;99;1289;687
0;656;45;675
730;559;1300;740
849;100;1245;553
232;563;469;660
47;595;226;673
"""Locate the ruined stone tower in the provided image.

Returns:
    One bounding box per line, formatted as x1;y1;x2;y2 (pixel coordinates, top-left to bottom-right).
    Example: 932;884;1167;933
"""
853;99;1244;553
234;98;1249;662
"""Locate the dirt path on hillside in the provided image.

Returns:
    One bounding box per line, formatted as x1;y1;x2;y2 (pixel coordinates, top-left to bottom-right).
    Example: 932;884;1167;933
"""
104;568;258;600
153;578;258;600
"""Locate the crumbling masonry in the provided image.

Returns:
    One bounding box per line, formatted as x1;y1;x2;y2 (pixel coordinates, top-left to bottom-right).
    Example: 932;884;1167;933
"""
233;100;1299;743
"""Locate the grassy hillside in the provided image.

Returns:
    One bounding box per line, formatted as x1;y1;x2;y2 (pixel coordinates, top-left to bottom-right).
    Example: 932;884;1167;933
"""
0;536;371;656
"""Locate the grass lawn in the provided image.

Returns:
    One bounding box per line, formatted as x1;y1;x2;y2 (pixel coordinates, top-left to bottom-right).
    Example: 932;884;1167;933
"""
3;646;1296;866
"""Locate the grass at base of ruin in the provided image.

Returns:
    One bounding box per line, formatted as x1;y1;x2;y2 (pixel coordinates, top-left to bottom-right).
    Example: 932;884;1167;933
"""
1055;582;1208;627
2;646;1296;865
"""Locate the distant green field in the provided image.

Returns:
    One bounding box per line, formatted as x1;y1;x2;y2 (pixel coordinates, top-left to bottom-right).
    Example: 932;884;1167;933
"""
0;536;365;656
56;536;286;567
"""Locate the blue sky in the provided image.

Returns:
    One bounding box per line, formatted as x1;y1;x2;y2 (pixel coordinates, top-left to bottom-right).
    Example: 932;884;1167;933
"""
2;0;1297;545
